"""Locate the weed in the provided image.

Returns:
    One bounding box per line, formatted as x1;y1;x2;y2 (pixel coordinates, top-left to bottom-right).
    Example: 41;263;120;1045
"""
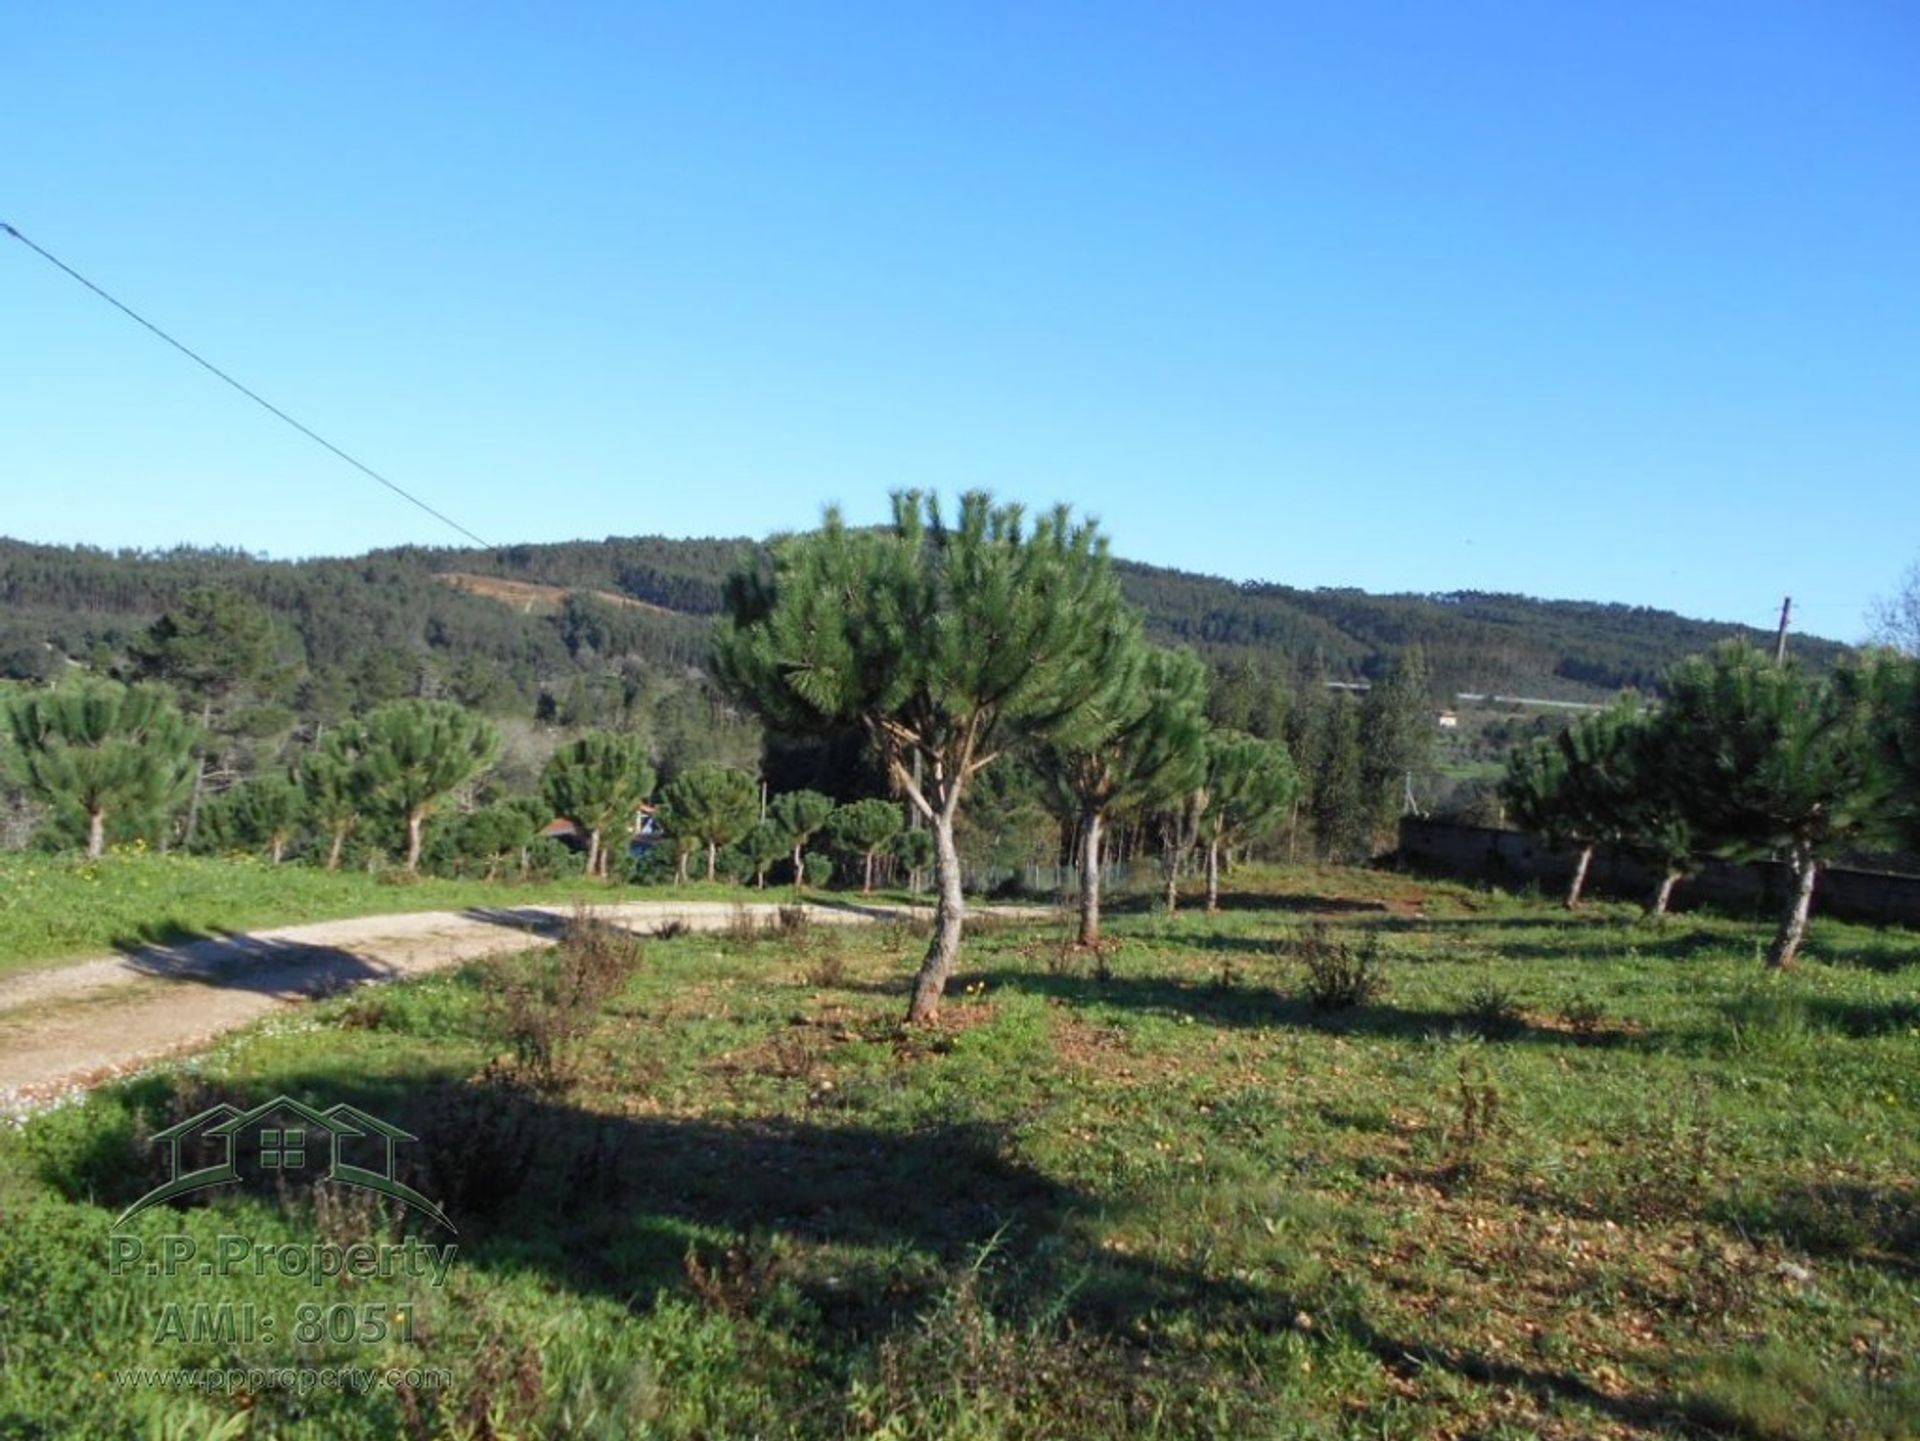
308;1174;399;1250
802;929;849;988
1463;980;1524;1038
336;995;388;1030
1559;990;1607;1037
1294;921;1388;1011
491;911;641;1089
684;1237;784;1319
395;1302;545;1441
1441;1051;1503;1182
411;1068;539;1223
726;903;768;945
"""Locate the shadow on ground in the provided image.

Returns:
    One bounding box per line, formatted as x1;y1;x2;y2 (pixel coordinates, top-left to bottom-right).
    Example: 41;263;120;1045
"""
113;931;401;998
55;1057;1791;1438
971;966;1635;1049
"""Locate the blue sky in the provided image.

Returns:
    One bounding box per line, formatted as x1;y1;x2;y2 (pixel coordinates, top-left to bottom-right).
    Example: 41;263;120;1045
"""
4;3;1915;639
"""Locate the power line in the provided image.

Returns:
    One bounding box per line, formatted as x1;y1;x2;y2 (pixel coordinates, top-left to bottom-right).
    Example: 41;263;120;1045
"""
2;220;495;550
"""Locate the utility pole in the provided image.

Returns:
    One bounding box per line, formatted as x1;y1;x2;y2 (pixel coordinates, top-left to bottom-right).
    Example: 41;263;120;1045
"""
1774;596;1792;664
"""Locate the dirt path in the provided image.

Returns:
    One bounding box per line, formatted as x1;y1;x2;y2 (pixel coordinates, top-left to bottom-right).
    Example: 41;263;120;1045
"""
0;899;1023;1110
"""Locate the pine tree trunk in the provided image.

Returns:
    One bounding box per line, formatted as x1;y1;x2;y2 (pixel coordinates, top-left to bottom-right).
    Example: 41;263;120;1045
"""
1565;845;1593;909
1206;838;1222;913
707;840;718;883
270;836;285;865
87;808;107;860
1767;845;1819;971
863;849;875;894
405;810;425;872
327;826;346;872
907;812;965;1025
586;830;602;880
1649;869;1679;917
1078;809;1103;947
1164;844;1180;915
675;849;689;886
792;844;805;890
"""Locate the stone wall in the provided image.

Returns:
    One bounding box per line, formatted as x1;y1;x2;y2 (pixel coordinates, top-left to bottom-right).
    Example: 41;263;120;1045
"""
1395;819;1920;928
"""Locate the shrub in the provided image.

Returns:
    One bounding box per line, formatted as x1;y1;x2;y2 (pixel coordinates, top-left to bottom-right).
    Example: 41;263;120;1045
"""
800;929;848;988
1293;922;1388;1012
1560;991;1608;1037
803;851;833;888
410;1069;540;1224
1464;981;1526;1039
491;911;642;1089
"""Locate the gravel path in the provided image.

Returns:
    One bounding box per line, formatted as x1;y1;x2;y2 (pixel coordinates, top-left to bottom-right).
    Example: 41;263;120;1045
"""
0;899;1013;1109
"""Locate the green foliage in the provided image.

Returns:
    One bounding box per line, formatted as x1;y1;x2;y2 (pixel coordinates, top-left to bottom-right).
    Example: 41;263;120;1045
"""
1657;644;1894;863
1202;730;1299;854
659;766;760;881
803;850;833;887
1501;696;1642;854
1307;695;1368;862
889;826;935;888
358;699;501;870
716;491;1138;1018
715;492;1132;773
2;679;199;856
768;788;835;884
1038;643;1211;826
297;722;373;869
541;731;657;877
129;585;279;711
1357;644;1433;837
1293;921;1388;1011
201;773;306;862
0;533;1856;766
827;797;905;892
827;797;904;855
1869;653;1920;848
433;802;544;879
735;817;792;887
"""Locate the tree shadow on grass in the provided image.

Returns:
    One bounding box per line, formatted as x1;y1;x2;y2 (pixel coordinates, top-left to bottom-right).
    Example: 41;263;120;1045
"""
63;1056;1781;1436
1099;890;1395;919
79;1062;1087;1334
1816;939;1920;974
972;967;1635;1048
1715;1180;1920;1278
1799;996;1920;1038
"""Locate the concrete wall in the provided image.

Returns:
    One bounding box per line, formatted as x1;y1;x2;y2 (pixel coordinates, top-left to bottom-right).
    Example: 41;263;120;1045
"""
1395;818;1920;928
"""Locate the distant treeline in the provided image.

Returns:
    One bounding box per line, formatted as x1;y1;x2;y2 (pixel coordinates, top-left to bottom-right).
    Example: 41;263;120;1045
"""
0;534;1848;714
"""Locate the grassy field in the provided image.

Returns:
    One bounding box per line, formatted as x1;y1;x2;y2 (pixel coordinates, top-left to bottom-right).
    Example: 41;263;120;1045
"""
0;850;804;976
1;867;1916;1438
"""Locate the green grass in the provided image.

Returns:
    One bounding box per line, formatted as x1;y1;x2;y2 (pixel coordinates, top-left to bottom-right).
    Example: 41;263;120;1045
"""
0;850;848;975
2;867;1916;1438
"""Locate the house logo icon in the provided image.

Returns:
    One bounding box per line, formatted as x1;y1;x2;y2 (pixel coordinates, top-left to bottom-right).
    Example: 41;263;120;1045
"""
115;1095;455;1233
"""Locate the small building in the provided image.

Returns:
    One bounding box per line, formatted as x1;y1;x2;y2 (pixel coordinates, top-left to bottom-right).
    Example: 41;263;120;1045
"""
1437;711;1459;730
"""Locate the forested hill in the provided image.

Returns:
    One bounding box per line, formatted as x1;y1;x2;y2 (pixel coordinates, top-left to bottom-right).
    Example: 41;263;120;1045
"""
0;534;1847;714
1111;562;1849;698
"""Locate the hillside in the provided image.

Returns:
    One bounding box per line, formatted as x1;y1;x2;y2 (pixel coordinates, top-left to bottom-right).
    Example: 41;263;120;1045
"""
0;533;1847;715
